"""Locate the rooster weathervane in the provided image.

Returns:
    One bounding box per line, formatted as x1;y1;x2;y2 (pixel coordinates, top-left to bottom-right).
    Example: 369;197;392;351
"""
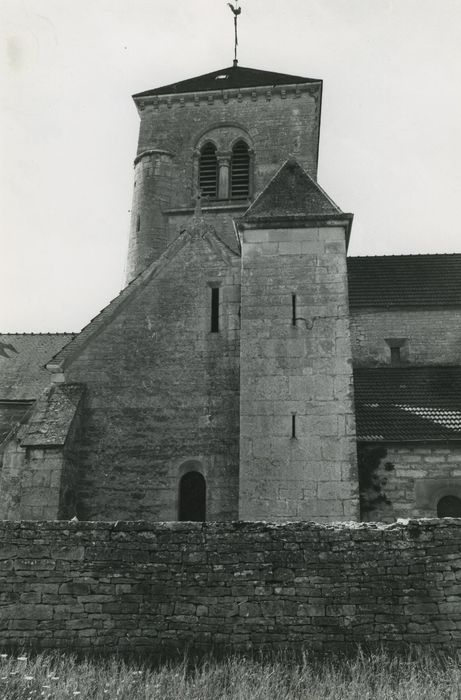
227;1;242;66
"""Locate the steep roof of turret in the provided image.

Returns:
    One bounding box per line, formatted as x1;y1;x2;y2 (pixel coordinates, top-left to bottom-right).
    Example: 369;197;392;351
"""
133;65;320;98
244;158;343;222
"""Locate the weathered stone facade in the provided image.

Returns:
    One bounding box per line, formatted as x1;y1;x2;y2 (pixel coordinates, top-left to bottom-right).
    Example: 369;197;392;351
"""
361;444;461;522
1;519;461;654
351;307;461;366
64;225;241;521
239;223;358;521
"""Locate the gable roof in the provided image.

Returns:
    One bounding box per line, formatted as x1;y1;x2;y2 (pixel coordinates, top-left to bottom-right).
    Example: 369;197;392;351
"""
354;367;461;442
49;219;238;371
0;334;75;400
347;254;461;308
133;65;320;99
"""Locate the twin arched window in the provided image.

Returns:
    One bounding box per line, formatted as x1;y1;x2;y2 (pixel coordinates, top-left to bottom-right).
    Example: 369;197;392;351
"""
198;140;250;201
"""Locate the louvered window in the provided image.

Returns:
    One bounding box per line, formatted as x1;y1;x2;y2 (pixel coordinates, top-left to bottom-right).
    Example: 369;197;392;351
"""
231;140;250;199
199;142;218;198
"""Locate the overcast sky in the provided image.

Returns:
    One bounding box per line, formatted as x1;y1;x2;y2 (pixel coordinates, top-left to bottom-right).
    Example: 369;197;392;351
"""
1;0;461;333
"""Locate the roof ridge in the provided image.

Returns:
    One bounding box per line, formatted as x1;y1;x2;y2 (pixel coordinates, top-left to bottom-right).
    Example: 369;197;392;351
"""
355;365;461;371
348;253;461;259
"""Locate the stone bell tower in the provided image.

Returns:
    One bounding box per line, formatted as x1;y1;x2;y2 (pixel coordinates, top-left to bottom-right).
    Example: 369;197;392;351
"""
126;64;324;282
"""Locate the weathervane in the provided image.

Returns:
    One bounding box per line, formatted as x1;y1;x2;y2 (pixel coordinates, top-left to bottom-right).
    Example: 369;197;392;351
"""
227;1;242;66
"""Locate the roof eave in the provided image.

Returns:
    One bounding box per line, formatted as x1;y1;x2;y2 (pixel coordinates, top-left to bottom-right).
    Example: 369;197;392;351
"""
132;79;322;116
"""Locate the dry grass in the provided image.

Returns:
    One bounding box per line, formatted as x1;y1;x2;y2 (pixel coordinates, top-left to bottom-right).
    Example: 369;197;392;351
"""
0;647;460;699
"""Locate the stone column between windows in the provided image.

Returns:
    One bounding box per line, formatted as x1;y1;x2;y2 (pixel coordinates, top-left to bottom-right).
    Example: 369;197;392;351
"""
217;152;231;199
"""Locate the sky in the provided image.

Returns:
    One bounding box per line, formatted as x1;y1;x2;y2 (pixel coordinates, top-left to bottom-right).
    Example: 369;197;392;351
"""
1;0;461;333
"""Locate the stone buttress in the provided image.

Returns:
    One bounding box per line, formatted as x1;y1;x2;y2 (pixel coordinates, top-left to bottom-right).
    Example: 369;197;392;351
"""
238;160;360;521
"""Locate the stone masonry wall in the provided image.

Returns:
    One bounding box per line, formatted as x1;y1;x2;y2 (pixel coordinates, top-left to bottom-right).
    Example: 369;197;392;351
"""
136;84;322;198
350;308;461;366
0;441;65;521
65;232;241;522
239;225;359;521
1;519;461;655
361;443;461;522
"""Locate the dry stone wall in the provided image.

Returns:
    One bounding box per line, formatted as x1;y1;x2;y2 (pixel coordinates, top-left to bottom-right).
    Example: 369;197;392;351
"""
0;519;460;655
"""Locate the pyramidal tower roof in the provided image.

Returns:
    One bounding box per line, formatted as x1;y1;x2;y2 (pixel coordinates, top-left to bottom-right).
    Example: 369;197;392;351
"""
133;65;320;99
242;158;353;245
244;158;342;221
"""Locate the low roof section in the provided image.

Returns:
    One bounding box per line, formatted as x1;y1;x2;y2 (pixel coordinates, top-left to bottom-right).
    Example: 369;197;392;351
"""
347;254;461;308
354;366;461;442
0;334;75;401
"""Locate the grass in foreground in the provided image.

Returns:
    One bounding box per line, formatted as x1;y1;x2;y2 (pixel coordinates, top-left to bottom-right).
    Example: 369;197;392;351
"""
0;648;460;699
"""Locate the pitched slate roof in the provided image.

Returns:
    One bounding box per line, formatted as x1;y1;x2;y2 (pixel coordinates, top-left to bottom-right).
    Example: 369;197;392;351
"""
354;367;461;441
133;65;319;98
244;158;347;221
347;254;461;308
0;334;75;400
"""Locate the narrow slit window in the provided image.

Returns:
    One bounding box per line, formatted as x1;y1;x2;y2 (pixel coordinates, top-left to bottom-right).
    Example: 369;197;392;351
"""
211;287;220;333
390;346;401;366
230;140;250;199
292;414;296;439
136;214;141;232
292;294;297;326
199;142;218;198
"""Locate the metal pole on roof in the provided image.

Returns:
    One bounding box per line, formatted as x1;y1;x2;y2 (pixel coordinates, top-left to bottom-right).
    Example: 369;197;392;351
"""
227;1;242;66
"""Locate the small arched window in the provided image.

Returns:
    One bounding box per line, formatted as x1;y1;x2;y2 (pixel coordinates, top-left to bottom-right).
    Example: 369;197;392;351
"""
178;471;206;521
231;140;250;199
437;495;461;517
199;143;218;199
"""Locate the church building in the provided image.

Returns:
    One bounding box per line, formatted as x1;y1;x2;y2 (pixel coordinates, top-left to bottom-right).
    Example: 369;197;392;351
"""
1;63;461;524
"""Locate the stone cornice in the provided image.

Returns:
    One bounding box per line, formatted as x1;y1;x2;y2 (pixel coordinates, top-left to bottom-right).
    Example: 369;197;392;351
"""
240;213;354;249
134;149;175;166
133;81;321;113
165;203;250;216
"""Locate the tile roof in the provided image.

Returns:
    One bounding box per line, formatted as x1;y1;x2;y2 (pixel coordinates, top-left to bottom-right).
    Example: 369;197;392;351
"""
133;65;320;98
244;158;346;222
0;334;75;400
347;254;461;308
354;367;461;441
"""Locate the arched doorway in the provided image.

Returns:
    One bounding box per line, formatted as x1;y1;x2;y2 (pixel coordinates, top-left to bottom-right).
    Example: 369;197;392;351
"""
437;495;461;517
178;471;206;521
